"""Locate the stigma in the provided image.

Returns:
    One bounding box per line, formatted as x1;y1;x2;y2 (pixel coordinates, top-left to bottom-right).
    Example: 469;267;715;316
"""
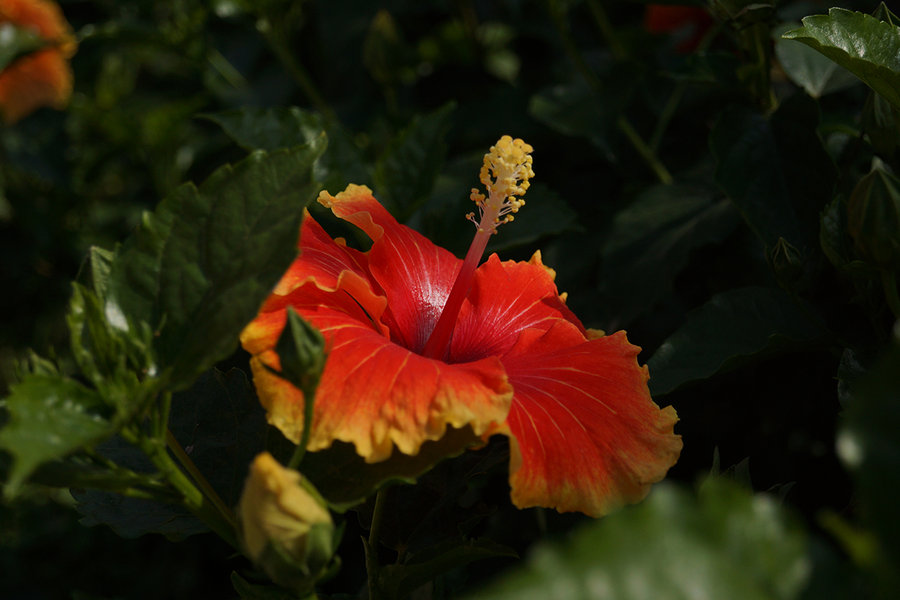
422;136;534;359
466;136;535;234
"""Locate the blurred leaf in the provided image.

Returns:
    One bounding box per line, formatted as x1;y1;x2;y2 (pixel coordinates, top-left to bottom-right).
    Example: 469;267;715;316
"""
771;95;839;234
76;492;209;540
711;99;835;249
363;10;416;88
862;91;900;158
80;246;116;299
374;103;455;220
600;183;739;327
0;22;44;71
487;183;579;253
380;538;517;599
782;8;900;110
107;142;325;390
202;107;367;192
711;106;797;247
648;286;828;395
846;162;900;270
28;455;162;495
466;479;810;600
75;457;209;539
300;426;481;512
837;326;900;594
231;571;312;600
529;80;620;159
0;375;113;495
819;196;852;269
202;107;323;153
774;23;860;98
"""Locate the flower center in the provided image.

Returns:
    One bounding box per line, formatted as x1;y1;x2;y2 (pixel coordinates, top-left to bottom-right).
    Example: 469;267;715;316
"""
421;135;534;360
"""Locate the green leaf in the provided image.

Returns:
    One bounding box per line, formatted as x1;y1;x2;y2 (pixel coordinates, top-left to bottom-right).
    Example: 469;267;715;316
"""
71;435;205;539
873;2;899;25
819;196;853;269
600;183;739;327
107;142;325;390
862;90;900;158
0;22;45;71
300;425;481;512
231;571;315;600
647;286;827;395
711;106;796;248
75;368;265;539
203;107;368;193
67;283;154;399
485;183;579;253
782;8;900;110
529;80;620;159
838;329;900;594
466;479;810;600
373;103;455;220
774;23;860;98
202;107;324;153
0;375;114;495
81;246;116;299
711;97;835;249
380;538;517;599
168;368;267;507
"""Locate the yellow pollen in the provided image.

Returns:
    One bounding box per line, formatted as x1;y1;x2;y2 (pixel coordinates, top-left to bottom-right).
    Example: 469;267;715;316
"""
467;135;534;234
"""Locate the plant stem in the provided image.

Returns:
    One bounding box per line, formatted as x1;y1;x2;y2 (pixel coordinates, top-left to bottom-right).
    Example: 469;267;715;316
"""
585;0;625;60
166;429;238;531
546;0;673;185
649;82;687;154
617;118;673;184
262;26;336;122
365;487;391;600
121;427;238;550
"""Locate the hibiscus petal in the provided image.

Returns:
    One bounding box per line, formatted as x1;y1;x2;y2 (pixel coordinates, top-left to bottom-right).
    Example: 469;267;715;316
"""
0;49;71;123
449;252;583;363
1;0;76;42
271;212;373;297
250;300;513;462
319;185;460;353
498;322;682;516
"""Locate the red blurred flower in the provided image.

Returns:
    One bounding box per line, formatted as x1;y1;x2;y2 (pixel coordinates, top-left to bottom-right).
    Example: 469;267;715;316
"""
0;0;76;123
242;137;681;516
645;4;713;53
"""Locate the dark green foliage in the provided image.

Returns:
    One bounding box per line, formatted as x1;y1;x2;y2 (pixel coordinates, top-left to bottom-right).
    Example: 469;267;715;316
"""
0;375;113;494
648;286;829;395
107;142;324;389
466;479;810;600
783;8;900;109
1;1;899;599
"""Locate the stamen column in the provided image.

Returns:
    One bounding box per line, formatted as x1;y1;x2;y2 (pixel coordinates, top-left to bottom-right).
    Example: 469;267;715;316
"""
422;136;534;360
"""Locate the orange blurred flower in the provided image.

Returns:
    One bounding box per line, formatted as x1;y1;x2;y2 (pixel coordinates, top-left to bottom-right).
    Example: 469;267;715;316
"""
645;4;713;53
0;0;76;123
242;138;682;516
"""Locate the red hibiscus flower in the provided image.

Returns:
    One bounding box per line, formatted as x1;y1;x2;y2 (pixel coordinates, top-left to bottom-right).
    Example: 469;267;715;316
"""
0;0;76;123
242;136;682;516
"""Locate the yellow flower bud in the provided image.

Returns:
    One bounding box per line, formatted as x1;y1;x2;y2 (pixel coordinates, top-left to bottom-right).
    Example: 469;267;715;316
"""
238;452;335;590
